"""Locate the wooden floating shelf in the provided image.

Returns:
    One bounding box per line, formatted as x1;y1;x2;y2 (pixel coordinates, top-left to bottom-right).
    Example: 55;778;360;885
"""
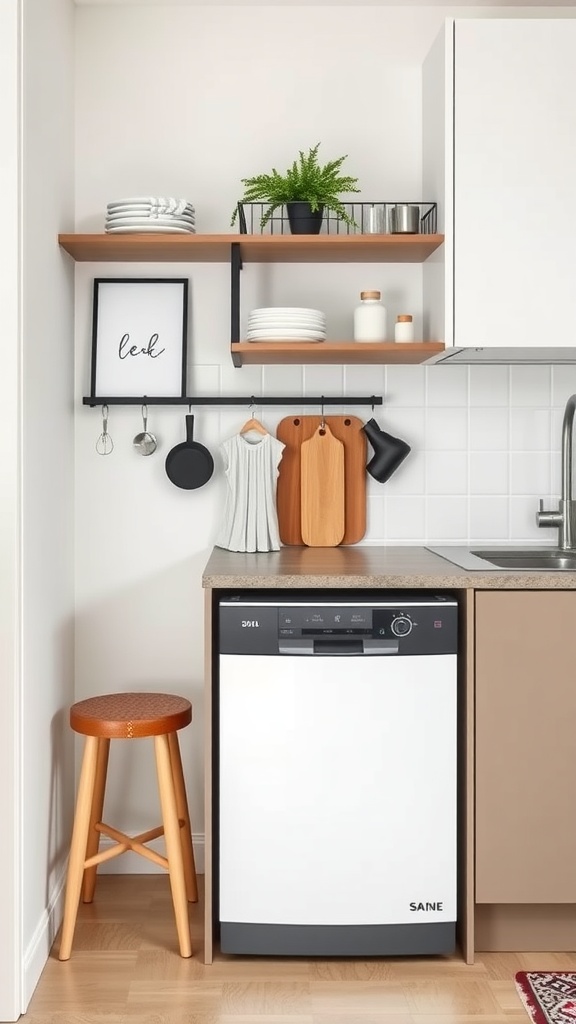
231;342;445;366
58;232;445;264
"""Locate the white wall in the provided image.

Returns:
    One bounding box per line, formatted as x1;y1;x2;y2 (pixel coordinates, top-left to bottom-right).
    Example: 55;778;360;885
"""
20;0;76;1007
0;0;75;1015
73;4;576;862
0;2;24;1016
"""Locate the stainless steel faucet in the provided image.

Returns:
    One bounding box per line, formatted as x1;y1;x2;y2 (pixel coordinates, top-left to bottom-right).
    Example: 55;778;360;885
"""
537;393;576;550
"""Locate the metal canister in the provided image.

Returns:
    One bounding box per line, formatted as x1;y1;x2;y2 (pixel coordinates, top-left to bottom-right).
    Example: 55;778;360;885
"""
389;204;420;234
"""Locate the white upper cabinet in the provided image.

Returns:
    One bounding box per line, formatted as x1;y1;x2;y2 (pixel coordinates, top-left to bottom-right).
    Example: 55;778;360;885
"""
424;18;576;361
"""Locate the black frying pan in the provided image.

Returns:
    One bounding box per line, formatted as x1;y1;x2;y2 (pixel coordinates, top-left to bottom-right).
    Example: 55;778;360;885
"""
165;414;214;490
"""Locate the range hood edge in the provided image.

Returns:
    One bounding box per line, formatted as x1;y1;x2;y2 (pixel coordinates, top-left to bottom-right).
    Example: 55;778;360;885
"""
424;347;576;365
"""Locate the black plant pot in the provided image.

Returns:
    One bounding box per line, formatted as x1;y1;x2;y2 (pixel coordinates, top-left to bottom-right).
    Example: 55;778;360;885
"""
362;418;411;484
286;202;324;235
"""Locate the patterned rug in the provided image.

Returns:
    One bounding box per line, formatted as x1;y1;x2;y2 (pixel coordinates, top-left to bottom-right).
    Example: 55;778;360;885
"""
516;972;576;1023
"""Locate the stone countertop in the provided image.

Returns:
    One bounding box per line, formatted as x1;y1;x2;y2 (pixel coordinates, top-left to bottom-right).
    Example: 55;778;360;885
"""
202;545;576;590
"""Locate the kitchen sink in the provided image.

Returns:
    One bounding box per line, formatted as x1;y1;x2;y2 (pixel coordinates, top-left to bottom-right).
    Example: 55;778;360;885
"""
472;549;576;570
427;546;576;571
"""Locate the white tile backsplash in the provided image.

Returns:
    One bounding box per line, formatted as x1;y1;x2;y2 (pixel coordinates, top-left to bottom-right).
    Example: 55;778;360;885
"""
385;364;425;405
552;366;576;408
510;365;552;407
469;452;509;495
382;407;426;450
551;457;563;497
426;451;468;495
509;495;543;541
510;451;551;495
510;407;551;451
425;365;469;406
425;407;468;450
345;364;386;395
469;496;510;541
469;365;510;407
340;363;563;545
469;407;509;451
220;361;263;395
426;496;468;541
551;407;564;451
303;364;344;396
262;364;305;396
365;495;387;542
192;358;563;548
379;450;425;496
384;495;426;541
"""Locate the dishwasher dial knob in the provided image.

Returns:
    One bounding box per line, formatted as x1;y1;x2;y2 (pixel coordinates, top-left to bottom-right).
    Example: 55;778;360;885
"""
391;615;412;637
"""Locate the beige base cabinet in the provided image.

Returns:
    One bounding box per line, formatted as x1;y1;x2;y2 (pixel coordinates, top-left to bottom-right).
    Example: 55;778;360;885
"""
475;590;576;905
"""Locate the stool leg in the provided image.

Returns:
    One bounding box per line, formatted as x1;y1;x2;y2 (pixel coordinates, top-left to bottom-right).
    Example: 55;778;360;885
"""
154;734;192;958
59;735;99;961
168;731;198;903
82;737;110;904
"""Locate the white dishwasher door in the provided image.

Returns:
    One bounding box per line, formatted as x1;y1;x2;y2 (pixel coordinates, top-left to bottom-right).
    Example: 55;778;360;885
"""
219;652;457;928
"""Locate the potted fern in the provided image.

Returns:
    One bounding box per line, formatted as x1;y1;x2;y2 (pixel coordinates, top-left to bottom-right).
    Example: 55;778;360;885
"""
231;143;360;234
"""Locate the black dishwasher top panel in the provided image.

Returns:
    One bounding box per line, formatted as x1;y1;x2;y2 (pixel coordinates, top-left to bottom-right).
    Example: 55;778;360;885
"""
218;593;458;656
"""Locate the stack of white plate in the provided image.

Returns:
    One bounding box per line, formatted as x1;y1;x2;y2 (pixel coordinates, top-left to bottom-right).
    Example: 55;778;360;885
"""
105;197;196;234
247;307;326;343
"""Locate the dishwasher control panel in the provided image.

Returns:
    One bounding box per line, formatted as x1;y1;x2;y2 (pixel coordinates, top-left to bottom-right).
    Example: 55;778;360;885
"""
219;594;458;656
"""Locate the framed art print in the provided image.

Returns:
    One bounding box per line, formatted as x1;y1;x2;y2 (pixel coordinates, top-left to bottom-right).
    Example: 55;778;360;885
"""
90;278;188;399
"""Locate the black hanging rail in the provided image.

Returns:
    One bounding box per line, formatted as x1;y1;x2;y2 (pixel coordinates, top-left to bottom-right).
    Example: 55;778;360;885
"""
83;395;383;408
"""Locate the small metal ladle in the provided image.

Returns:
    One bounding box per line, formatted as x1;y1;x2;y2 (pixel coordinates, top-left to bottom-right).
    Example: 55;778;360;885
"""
132;404;157;456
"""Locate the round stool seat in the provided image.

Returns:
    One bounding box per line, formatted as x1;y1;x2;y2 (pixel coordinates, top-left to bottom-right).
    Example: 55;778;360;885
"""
70;692;192;739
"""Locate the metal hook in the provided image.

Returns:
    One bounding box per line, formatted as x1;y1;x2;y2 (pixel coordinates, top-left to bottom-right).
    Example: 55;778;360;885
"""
320;396;325;428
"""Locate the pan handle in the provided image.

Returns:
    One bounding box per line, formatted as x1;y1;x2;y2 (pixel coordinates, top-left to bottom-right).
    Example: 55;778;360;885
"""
185;414;195;442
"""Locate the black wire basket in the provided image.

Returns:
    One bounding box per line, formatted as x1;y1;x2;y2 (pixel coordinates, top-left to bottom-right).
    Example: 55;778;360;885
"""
235;201;438;236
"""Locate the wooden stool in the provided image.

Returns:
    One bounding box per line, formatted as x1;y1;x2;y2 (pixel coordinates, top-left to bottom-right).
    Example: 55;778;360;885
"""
58;692;198;960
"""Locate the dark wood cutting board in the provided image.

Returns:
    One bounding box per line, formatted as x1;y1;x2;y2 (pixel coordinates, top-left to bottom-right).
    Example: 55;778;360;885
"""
276;415;367;545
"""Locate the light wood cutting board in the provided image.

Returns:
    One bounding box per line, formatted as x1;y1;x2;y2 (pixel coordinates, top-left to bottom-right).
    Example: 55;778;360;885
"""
300;425;345;547
276;415;367;545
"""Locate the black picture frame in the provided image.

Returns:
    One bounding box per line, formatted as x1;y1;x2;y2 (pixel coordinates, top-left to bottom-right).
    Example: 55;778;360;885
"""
90;277;188;400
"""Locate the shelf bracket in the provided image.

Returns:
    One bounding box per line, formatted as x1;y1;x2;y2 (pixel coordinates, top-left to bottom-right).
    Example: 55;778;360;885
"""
230;242;242;366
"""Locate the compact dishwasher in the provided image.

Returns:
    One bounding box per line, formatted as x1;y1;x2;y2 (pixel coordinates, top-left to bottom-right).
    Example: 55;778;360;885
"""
217;592;458;957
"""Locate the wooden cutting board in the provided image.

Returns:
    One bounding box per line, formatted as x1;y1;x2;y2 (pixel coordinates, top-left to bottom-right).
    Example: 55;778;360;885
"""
300;425;345;547
276;415;367;545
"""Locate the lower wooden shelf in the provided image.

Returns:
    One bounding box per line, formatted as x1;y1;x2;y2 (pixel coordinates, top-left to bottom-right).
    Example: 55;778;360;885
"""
231;341;445;365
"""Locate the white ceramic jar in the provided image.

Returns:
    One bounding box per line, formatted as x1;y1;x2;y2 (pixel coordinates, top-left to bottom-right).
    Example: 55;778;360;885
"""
394;314;414;342
353;290;387;343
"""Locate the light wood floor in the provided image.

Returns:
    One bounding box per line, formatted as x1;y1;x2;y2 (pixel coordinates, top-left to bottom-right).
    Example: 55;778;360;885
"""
25;874;576;1023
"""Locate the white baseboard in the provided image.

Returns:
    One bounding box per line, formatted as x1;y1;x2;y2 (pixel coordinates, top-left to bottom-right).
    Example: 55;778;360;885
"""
98;832;205;875
23;864;67;1011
